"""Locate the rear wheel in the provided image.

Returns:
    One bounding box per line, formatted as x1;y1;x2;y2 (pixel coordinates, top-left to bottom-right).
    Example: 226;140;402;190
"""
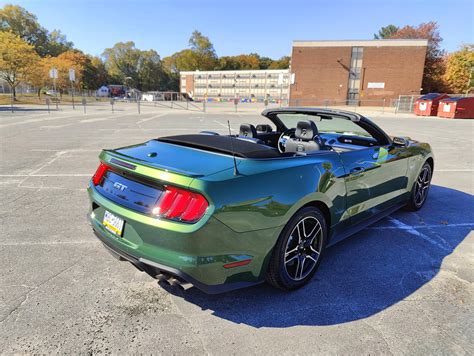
405;162;432;211
266;206;327;291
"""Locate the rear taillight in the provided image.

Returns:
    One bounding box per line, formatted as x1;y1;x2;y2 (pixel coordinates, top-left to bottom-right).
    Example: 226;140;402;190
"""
92;163;109;185
152;185;208;223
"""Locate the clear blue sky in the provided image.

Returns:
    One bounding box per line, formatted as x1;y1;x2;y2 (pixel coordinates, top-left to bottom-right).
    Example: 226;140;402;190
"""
2;0;473;58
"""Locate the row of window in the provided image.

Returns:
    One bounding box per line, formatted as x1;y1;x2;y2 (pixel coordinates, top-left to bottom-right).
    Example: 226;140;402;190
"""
194;88;287;94
193;73;288;79
195;83;283;89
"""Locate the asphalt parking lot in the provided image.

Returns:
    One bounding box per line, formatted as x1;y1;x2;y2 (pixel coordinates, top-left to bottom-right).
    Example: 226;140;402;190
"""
0;103;473;354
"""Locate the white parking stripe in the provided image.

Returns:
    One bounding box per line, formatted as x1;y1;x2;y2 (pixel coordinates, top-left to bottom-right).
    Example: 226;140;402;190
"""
213;120;235;131
137;112;169;124
0;174;90;177
384;217;452;251
369;222;474;230
0;240;100;246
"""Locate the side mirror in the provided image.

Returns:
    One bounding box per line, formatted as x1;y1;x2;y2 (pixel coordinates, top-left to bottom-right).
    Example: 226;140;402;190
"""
393;137;409;147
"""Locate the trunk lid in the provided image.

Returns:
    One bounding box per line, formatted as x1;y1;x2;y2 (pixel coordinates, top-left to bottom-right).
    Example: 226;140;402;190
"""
111;139;235;177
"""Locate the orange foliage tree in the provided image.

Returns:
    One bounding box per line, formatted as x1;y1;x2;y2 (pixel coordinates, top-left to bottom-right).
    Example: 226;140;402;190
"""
389;22;447;93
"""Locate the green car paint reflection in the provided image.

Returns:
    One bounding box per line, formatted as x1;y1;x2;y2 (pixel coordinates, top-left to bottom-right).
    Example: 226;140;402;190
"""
87;108;434;294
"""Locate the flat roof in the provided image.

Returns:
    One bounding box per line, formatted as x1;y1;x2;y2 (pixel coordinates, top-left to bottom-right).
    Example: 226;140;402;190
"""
292;39;428;47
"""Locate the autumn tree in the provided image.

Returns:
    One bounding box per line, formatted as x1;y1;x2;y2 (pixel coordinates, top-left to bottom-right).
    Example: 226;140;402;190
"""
188;30;218;70
82;56;109;90
389;22;447;92
163;31;218;72
374;25;399;39
103;42;167;91
138;50;168;91
444;45;474;93
269;56;290;69
216;56;242;70
0;31;39;99
256;55;273;69
0;4;73;57
40;50;95;94
102;41;142;86
217;54;260;70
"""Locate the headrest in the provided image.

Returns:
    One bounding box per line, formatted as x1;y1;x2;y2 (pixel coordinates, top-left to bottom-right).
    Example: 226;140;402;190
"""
256;124;272;133
239;124;257;138
295;120;318;141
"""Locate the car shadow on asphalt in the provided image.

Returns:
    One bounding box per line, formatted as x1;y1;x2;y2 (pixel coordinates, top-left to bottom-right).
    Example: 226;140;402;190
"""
160;185;473;327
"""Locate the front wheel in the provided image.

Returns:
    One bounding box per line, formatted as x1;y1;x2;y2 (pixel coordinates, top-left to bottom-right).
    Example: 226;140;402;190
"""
405;162;432;211
266;206;327;291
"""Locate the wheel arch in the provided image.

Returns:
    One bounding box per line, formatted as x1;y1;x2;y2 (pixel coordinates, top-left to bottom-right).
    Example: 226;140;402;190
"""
425;156;434;172
300;200;331;231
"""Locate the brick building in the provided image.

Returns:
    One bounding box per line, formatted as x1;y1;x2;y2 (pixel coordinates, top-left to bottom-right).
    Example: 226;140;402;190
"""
289;39;428;106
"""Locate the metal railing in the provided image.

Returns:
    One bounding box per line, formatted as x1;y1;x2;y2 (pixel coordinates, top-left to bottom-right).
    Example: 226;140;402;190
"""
7;92;473;116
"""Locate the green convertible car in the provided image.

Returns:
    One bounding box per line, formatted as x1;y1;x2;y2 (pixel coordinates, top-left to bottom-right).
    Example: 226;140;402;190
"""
87;108;434;293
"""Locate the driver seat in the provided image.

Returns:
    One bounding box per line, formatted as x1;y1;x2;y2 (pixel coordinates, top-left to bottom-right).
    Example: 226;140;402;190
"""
285;120;321;153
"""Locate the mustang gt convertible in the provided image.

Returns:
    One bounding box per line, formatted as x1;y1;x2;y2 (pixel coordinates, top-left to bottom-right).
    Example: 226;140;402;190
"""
87;108;434;293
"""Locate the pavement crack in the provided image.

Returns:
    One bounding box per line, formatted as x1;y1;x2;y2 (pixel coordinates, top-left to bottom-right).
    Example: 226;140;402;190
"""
0;259;81;324
168;294;211;355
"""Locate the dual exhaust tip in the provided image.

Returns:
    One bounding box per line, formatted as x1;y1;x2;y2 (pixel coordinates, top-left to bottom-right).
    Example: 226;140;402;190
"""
156;273;193;291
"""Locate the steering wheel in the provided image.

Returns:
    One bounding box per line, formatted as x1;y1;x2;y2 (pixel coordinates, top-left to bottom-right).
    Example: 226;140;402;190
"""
278;128;296;153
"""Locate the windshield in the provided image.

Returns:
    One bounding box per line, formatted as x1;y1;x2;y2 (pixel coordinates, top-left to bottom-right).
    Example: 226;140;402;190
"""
275;113;372;138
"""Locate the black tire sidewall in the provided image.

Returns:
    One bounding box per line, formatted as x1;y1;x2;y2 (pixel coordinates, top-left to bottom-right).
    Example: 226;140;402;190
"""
269;206;327;290
408;162;432;211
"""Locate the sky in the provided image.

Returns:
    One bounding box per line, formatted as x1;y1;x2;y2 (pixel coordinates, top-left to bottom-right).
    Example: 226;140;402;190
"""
2;0;473;59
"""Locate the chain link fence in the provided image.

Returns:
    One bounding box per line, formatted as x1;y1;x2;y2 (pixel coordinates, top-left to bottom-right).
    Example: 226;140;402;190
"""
5;89;474;115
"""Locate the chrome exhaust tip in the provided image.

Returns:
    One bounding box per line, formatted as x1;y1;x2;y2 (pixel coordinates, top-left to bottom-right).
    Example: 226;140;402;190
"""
156;273;194;291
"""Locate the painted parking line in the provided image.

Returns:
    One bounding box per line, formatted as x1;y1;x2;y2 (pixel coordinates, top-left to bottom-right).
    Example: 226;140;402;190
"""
0;174;91;177
368;222;474;230
136;112;169;124
30;149;100;152
378;217;466;252
79;112;139;123
213;120;236;132
0;240;100;246
0;111;107;128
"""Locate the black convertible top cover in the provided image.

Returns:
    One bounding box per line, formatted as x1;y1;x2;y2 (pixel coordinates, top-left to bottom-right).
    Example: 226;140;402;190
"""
157;134;280;159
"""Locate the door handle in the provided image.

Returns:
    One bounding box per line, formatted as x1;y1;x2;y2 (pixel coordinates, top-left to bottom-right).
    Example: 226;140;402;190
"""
350;166;365;175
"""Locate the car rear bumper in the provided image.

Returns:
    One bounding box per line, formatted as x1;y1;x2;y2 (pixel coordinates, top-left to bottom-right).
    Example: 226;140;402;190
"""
92;226;261;294
87;184;279;294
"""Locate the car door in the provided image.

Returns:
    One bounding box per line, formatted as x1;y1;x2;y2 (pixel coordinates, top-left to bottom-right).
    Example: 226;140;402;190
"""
339;144;408;225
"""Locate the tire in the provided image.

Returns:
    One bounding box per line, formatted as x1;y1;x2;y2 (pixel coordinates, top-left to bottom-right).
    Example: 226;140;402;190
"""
266;206;327;291
405;162;432;211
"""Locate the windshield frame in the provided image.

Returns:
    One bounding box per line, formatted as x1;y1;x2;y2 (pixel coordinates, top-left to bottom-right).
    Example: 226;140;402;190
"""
262;108;391;146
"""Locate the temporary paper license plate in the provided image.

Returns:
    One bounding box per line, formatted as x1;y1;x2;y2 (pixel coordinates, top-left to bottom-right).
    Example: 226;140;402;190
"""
103;210;124;236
